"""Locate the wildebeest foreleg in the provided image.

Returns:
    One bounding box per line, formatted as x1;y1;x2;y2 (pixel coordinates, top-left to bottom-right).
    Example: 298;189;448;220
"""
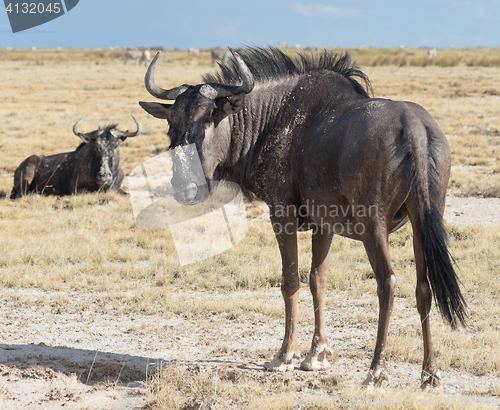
301;229;333;370
264;214;301;371
112;169;125;191
362;225;395;387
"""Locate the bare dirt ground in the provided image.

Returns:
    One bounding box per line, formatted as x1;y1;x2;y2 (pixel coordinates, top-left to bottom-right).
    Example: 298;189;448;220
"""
1;196;500;409
444;196;500;226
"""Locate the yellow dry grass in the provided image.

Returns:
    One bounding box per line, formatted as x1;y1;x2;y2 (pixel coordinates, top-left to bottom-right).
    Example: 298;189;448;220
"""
1;48;499;408
362;64;500;197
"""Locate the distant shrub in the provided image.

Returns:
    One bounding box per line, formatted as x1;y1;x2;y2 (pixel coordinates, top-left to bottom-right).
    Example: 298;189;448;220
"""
465;55;500;67
408;55;430;67
484;88;500;95
435;55;461;67
1;45;500;68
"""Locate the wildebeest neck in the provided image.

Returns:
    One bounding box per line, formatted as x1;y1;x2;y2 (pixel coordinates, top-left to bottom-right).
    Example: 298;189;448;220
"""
215;77;300;168
213;72;367;199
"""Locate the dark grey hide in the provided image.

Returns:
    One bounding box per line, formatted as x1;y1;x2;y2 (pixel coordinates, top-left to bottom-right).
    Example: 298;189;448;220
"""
10;116;142;198
140;48;466;388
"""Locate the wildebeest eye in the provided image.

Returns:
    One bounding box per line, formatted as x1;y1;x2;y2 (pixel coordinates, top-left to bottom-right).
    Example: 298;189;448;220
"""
193;103;213;121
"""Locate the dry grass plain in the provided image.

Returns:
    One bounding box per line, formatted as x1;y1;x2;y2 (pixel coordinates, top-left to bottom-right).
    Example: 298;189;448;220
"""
0;47;500;409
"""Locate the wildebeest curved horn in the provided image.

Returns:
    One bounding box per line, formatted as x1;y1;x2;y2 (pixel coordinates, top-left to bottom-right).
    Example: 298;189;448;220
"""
113;115;143;139
201;48;255;99
144;52;188;100
73;117;96;141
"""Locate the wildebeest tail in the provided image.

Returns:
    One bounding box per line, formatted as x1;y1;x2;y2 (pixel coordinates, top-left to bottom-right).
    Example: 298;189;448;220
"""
421;204;467;328
403;110;467;329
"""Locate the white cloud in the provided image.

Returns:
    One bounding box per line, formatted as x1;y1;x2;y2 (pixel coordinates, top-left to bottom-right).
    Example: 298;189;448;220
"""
475;4;485;18
294;3;314;17
317;5;357;17
294;3;358;18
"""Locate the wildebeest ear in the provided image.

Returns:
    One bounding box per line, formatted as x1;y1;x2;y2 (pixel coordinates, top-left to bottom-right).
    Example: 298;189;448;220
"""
111;115;143;141
73;117;99;144
139;101;172;120
215;94;245;123
77;131;99;144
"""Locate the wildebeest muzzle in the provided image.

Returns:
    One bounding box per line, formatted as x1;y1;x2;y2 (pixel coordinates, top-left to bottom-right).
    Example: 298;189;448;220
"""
170;144;210;205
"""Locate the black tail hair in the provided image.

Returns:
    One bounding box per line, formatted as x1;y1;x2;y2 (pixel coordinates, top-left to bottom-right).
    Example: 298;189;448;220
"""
422;205;467;328
402;108;468;329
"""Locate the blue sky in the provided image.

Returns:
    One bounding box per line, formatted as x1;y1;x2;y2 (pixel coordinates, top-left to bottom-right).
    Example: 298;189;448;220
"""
1;0;500;49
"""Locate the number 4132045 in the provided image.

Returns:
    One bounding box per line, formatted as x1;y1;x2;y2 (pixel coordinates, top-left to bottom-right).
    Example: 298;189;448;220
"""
5;3;62;14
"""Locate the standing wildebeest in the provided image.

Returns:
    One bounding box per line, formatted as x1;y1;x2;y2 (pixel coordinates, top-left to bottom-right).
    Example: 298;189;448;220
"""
210;47;231;65
428;47;438;61
140;48;467;388
123;48;151;66
10;116;142;198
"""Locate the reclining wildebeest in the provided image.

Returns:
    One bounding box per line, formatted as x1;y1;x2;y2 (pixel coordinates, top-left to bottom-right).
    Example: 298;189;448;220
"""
140;47;467;388
10;116;142;198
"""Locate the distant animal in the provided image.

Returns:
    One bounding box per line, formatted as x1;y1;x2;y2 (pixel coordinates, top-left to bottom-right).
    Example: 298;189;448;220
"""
10;116;142;199
428;48;438;60
188;47;201;55
210;47;231;65
140;47;467;388
141;50;151;66
123;49;151;66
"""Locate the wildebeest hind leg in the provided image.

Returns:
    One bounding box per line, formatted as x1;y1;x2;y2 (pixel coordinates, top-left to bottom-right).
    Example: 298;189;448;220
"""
264;214;301;371
406;195;441;388
361;224;395;387
11;158;38;199
301;229;334;371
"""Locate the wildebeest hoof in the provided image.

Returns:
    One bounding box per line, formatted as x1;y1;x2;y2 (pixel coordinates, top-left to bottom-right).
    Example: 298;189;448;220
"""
421;369;441;390
362;369;389;389
301;344;332;371
264;350;300;372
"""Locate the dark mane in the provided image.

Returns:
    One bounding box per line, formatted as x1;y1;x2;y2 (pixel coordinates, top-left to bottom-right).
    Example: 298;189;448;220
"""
203;47;372;98
103;123;119;133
